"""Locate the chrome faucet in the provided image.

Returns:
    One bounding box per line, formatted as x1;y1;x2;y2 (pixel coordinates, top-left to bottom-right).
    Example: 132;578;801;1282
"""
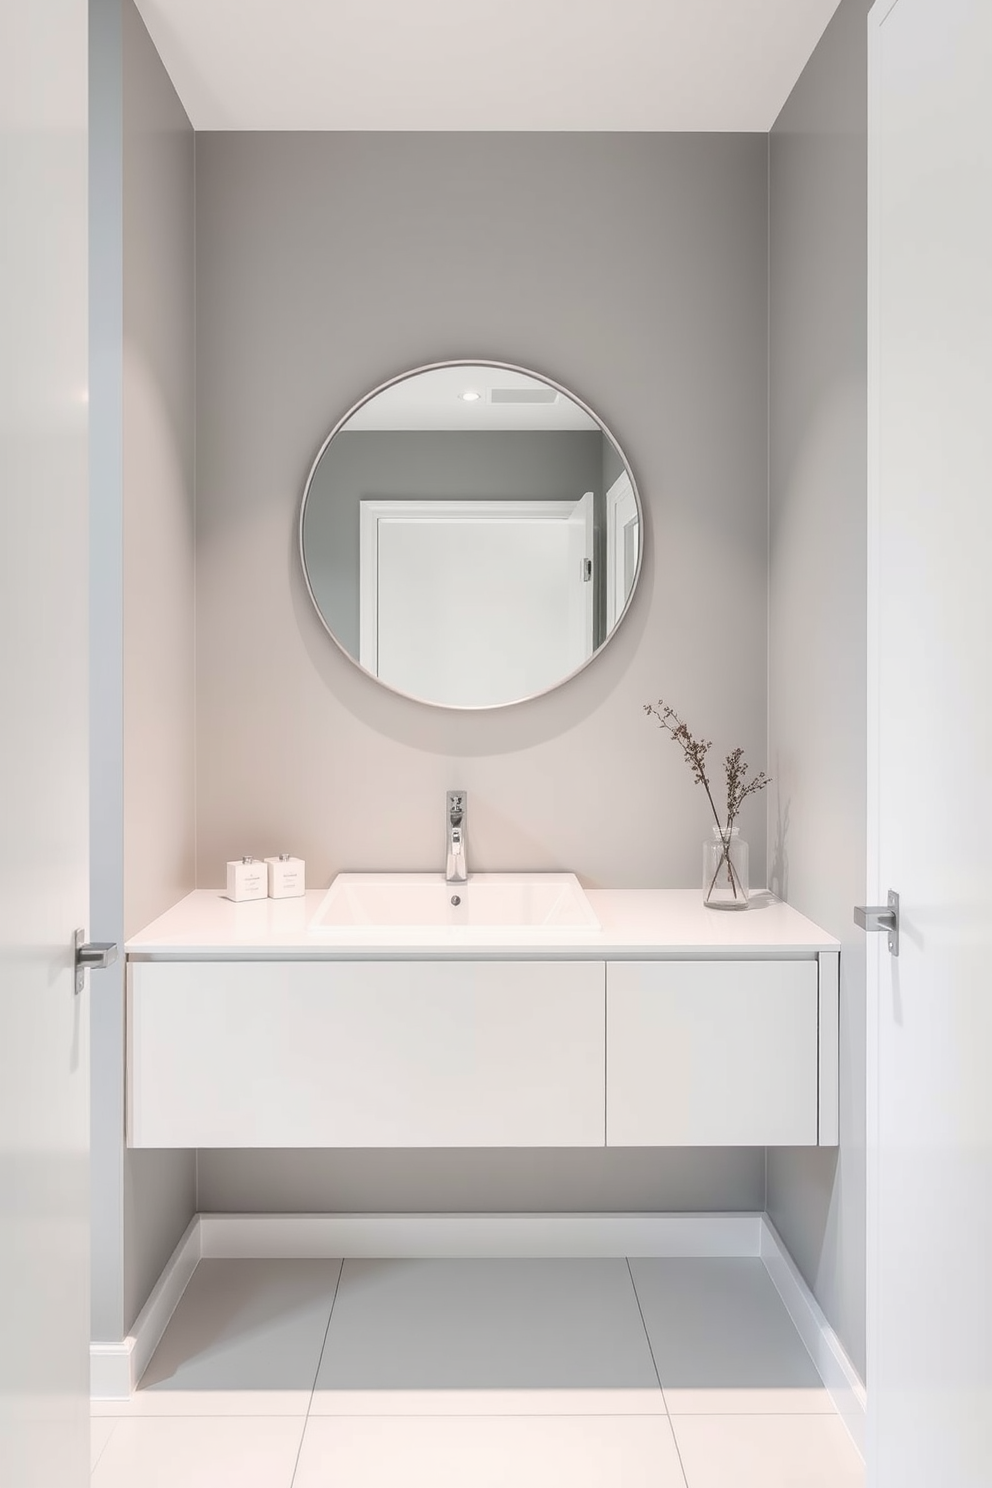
445;790;468;884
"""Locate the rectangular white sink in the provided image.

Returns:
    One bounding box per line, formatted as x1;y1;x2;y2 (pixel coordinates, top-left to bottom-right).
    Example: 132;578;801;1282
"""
310;872;600;935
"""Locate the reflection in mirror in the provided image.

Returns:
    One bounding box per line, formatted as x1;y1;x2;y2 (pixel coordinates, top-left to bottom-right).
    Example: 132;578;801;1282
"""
300;362;641;709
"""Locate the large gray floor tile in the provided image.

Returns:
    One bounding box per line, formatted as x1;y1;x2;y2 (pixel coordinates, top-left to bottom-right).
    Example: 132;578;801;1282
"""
125;1258;342;1414
628;1258;832;1414
311;1258;662;1415
294;1414;688;1488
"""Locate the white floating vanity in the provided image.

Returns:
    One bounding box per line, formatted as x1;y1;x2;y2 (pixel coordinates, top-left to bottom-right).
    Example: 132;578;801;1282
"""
125;888;839;1152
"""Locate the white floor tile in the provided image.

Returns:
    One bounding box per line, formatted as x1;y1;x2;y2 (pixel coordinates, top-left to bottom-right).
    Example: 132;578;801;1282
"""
123;1258;342;1415
89;1416;305;1488
629;1258;833;1414
90;1417;117;1473
672;1414;865;1488
293;1413;688;1488
310;1258;662;1416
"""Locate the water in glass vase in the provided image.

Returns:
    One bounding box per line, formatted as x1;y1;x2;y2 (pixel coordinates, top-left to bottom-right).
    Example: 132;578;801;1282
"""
703;824;749;909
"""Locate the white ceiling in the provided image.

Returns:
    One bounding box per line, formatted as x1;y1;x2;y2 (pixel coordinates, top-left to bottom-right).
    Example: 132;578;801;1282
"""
133;0;843;133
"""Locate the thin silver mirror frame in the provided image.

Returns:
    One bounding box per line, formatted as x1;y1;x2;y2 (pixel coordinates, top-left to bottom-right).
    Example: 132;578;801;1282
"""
298;358;645;711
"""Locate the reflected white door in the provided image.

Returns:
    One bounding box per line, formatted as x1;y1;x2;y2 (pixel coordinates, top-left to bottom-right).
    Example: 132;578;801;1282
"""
868;1;992;1483
0;2;91;1485
361;497;593;706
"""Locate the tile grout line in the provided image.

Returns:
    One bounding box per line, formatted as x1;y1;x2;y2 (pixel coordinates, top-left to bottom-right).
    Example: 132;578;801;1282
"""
90;1417;118;1479
624;1258;691;1488
288;1257;346;1488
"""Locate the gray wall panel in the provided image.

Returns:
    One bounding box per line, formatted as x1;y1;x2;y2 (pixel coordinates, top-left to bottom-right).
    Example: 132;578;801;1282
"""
90;0;197;1340
120;0;197;1332
122;0;197;940
194;132;769;886
767;0;869;1377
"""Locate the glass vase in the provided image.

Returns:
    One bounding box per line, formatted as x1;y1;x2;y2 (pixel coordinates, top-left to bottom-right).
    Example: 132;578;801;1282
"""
703;824;749;910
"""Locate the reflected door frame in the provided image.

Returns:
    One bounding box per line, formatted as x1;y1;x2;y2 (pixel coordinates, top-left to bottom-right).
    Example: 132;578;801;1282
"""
605;471;639;631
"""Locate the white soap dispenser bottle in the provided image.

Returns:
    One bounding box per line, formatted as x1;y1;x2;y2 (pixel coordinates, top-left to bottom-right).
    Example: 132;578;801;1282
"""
226;855;267;902
265;853;305;899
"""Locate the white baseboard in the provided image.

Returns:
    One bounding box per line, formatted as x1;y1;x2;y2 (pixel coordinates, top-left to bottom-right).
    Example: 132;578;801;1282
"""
760;1216;866;1457
90;1216;200;1400
91;1206;866;1461
89;1337;137;1402
198;1210;764;1261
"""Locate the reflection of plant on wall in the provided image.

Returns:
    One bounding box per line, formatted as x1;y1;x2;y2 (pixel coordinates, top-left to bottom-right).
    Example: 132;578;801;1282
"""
643;700;771;902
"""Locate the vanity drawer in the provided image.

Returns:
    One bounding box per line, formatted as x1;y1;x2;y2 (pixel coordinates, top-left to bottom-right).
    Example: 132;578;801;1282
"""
606;960;819;1146
128;959;605;1148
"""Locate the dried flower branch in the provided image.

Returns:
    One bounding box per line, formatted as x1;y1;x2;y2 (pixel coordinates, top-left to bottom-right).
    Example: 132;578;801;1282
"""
643;702;721;827
644;699;771;903
723;746;771;828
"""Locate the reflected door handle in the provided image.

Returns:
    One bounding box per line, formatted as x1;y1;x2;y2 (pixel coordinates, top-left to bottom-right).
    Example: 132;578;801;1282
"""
74;928;119;993
854;890;899;957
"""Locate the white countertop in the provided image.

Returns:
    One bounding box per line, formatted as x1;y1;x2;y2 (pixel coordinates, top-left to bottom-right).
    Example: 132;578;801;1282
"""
125;888;838;959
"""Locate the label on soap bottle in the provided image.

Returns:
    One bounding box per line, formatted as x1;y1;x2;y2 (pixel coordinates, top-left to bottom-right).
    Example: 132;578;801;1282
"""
265;855;306;899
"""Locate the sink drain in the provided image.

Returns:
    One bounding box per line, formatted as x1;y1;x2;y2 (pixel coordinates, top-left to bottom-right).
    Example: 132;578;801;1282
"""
450;895;461;906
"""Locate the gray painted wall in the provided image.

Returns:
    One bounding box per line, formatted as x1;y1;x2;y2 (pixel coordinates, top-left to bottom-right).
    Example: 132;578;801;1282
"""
303;428;607;657
766;0;869;1377
194;131;770;1216
90;0;197;1338
120;0;197;1331
195;132;769;886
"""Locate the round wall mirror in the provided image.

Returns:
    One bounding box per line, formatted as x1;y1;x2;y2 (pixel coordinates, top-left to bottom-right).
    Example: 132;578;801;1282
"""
299;360;642;709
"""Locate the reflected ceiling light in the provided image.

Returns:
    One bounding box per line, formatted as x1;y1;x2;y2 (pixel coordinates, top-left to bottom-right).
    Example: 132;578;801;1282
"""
460;390;481;402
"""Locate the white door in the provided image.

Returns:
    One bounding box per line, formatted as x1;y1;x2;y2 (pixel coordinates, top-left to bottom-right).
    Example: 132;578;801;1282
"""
0;2;91;1485
868;2;992;1483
